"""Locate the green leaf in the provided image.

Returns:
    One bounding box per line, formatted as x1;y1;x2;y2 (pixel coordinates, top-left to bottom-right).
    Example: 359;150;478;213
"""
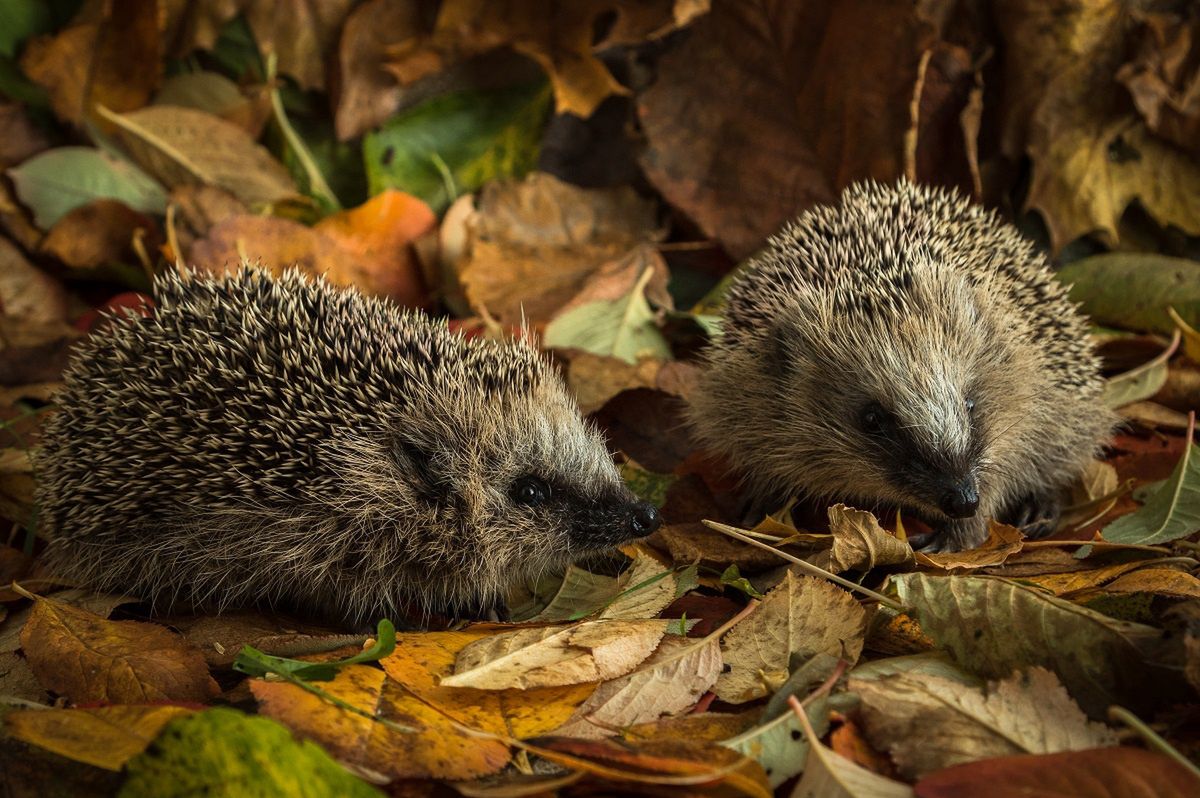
1102;441;1200;545
890;573;1182;717
723;695;829;789
233;619;396;682
619;461;677;508
8;146;168;229
543;266;673;364
364;81;550;213
0;1;53;58
674;563;700;599
720;564;763;599
1102;330;1180;408
119;708;380;798
1057;253;1200;335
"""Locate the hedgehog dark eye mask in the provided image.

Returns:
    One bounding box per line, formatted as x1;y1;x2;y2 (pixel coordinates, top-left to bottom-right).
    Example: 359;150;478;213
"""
37;266;658;627
689;179;1115;553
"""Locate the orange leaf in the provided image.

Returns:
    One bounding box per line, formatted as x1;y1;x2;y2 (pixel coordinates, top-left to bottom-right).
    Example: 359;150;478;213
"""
19;596;219;704
5;705;194;771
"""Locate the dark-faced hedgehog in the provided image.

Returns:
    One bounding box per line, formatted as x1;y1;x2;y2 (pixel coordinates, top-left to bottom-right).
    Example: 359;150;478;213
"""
688;180;1115;552
36;267;659;625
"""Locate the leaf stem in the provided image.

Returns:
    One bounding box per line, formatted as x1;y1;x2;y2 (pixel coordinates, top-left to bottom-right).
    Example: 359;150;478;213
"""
702;520;908;612
265;53;340;211
1108;705;1200;781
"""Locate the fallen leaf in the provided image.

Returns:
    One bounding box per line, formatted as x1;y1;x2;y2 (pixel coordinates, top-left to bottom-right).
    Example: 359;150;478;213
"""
592;388;693;474
98;104;298;206
717;572;866;703
627;710;757;743
380;629;595;738
0;235;67;323
851;667;1116;779
19;0;161;126
1015;560;1166;597
1103;330;1180;408
243;0;355;91
914;747;1200;798
0;103;50;168
814;505;914;573
554;627;722;738
1059;253;1200;336
915;522;1025;570
638;0;945;258
1089;567;1200;600
789;696;914;798
455;172;661;325
1102;438;1200;546
252;663;510;780
0;651;47;704
1116;10;1200;154
154;71;271;138
849;652;981;686
8;146;168;229
363;81;550;214
313;189;436;304
5;705;195;771
567;354;694;415
170;611;362;668
724;695;830;789
39;198;159;269
121;707;380;797
444;620;668;689
890;573;1181;716
598;546;678;621
19;594;219;704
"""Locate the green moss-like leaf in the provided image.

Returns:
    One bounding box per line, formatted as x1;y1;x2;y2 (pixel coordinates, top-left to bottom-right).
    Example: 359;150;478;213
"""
1101;442;1200;545
119;708;379;798
9;147;167;229
363;82;550;213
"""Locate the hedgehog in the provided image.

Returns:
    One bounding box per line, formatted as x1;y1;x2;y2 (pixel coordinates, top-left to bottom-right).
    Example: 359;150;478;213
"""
36;267;660;625
688;180;1116;552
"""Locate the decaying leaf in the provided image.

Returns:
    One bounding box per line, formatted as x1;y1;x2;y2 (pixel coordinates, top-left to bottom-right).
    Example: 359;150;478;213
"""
444;619;668;689
19;594;219;704
812;505;914;573
5;705;195;771
1102;439;1200;546
850;667;1116;779
39;198;159;269
717;572;866;703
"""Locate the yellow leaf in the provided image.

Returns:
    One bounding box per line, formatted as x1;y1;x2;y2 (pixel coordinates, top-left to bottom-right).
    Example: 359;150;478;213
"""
19;595;219;704
5;705;193;771
252;663;510;780
914;522;1024;570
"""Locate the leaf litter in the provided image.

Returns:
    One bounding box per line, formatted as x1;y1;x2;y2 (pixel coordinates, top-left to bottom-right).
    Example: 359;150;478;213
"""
1;1;1200;796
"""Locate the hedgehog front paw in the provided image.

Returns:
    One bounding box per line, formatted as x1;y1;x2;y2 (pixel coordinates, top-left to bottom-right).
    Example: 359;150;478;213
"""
1002;492;1062;540
916;515;989;553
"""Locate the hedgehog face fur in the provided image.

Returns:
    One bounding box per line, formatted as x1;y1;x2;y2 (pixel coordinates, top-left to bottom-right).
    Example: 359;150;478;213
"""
689;180;1115;551
37;267;660;626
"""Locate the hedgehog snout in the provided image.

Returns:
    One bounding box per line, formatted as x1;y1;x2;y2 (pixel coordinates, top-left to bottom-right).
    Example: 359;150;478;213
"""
936;476;980;519
627;501;661;537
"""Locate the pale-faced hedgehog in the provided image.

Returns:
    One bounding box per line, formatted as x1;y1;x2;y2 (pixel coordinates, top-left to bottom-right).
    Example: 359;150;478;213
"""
688;180;1116;552
37;267;659;624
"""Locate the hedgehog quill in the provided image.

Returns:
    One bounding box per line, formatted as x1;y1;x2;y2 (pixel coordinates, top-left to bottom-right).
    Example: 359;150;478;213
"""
689;180;1116;552
37;267;660;625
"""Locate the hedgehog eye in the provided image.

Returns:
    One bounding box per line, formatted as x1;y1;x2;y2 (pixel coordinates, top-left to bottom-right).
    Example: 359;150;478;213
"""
859;403;889;435
511;476;550;506
965;398;976;413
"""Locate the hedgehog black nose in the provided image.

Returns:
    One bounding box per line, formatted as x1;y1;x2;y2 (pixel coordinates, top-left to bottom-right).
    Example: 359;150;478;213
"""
628;502;661;536
939;480;979;519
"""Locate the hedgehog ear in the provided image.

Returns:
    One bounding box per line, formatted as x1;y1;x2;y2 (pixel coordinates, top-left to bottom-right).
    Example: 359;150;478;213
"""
767;321;804;379
390;434;450;503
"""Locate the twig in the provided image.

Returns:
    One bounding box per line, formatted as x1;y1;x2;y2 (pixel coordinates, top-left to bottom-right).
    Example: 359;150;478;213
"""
1108;705;1200;781
702;520;908;612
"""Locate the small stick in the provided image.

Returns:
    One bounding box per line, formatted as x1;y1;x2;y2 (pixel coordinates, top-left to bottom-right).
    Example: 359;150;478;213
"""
1108;705;1200;782
702;520;908;612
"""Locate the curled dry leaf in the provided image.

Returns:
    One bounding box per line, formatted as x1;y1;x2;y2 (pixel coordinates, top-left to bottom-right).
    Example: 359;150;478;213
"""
814;505;914;573
380;629;595;738
913;747;1200;798
456;172;661;325
1116;10;1200;154
19;595;219;704
717;572;866;704
1081;567;1200;600
554;628;722;738
850;667;1116;780
915;522;1024;570
252;663;511;780
444;619;669;690
5;705;195;771
40;199;160;269
97;105;298;206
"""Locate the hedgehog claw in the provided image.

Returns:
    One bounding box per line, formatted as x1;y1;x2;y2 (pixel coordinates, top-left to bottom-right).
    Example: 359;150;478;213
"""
917;515;989;553
1004;492;1062;540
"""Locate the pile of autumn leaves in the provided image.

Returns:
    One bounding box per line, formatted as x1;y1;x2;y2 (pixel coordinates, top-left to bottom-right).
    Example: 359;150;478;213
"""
2;497;1200;795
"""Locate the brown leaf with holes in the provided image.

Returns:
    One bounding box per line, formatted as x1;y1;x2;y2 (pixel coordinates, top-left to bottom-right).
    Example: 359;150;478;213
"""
40;199;160;269
19;595;219;704
20;0;161;126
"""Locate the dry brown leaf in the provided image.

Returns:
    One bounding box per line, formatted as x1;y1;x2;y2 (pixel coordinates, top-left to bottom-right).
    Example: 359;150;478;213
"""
638;0;947;258
5;706;194;771
0;651;47;704
1014;561;1162;597
314;189;436;305
444;619;668;690
554;631;721;739
1090;567;1200;600
915;522;1024;570
457;172;660;325
0;236;68;324
1116;10;1200;154
39;199;160;269
243;0;356;91
19;595;219;704
381;629;595;738
598;546;678;621
0;104;50;168
813;504;914;573
20;0;162;126
252;663;511;780
169;611;360;668
851;667;1117;780
98;105;297;206
716;572;866;703
625;710;758;743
